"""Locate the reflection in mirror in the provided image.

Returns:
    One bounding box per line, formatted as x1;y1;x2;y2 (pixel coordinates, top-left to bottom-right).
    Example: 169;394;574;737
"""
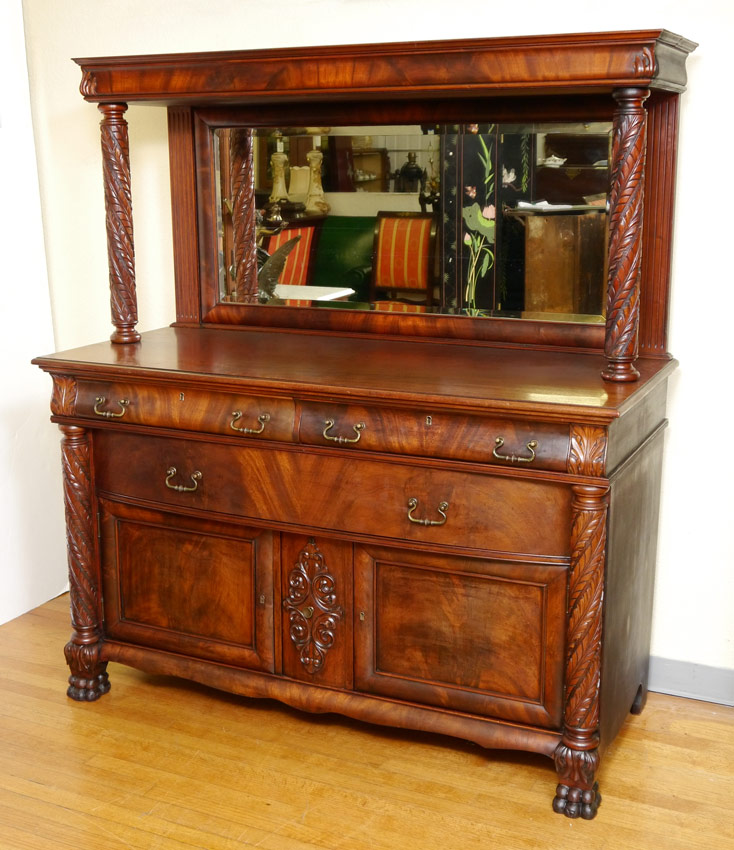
214;122;611;323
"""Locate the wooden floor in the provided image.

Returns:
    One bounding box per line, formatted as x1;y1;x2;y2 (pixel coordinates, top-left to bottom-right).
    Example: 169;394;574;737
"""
1;594;733;850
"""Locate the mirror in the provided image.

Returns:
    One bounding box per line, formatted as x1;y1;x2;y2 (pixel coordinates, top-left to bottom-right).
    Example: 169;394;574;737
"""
214;122;612;323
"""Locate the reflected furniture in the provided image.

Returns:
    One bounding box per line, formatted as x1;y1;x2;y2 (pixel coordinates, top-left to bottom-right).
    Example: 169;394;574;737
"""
260;219;323;288
370;211;438;309
33;30;695;820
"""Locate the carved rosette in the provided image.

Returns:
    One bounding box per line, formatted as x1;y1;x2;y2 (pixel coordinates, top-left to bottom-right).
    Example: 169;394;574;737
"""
567;425;608;477
59;425;109;700
51;376;78;417
230;128;259;303
283;539;344;674
602;87;649;383
99;103;140;344
553;483;608;818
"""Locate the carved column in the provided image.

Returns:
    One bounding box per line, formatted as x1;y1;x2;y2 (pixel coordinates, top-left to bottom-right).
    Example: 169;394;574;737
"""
602;87;649;383
99;103;140;344
59;424;110;701
553;483;609;819
230;128;259;303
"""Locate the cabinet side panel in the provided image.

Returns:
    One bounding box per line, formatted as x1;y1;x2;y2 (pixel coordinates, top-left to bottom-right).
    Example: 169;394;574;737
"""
600;427;665;751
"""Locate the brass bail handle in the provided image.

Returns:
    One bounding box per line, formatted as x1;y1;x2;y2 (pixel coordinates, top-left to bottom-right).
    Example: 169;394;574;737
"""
407;497;449;527
94;396;129;418
230;411;270;434
322;419;365;444
493;436;538;464
165;466;202;493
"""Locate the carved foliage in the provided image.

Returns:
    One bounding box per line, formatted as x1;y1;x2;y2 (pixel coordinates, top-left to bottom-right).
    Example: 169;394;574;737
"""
603;88;649;381
51;376;78;417
59;425;109;700
551;484;608;818
283;538;344;674
567;425;607;477
230;128;259;303
564;485;608;734
99;103;139;343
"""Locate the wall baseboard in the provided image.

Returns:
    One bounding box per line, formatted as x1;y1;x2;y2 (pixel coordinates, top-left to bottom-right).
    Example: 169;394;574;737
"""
649;656;734;706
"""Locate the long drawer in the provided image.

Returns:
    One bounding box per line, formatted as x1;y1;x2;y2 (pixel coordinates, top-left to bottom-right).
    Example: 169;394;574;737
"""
93;431;573;557
298;401;570;472
75;380;295;442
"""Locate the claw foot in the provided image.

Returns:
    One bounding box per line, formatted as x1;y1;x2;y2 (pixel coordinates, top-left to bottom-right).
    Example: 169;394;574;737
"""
64;638;110;701
67;670;111;701
553;782;601;819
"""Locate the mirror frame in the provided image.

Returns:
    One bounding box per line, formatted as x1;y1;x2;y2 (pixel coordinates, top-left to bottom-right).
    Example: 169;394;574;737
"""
191;99;618;347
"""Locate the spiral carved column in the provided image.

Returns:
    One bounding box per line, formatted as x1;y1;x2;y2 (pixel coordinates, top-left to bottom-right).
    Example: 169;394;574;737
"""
602;87;649;382
553;483;609;818
59;425;110;701
99;103;140;344
230;128;259;303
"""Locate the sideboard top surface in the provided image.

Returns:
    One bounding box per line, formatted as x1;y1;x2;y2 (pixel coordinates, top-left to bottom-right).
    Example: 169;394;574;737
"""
34;327;675;423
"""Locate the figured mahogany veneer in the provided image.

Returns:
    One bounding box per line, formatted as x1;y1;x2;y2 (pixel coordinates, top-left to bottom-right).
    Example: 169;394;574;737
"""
75;379;296;441
34;31;695;821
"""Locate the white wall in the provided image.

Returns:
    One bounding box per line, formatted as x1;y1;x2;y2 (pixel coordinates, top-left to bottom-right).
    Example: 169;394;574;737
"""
0;1;67;624
14;0;733;679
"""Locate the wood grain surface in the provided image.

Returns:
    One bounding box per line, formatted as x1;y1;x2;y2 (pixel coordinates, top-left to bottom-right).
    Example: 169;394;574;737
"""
1;594;732;850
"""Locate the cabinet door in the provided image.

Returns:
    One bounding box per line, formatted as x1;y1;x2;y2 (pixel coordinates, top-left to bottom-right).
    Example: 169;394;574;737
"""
280;535;353;689
354;545;566;728
100;499;275;671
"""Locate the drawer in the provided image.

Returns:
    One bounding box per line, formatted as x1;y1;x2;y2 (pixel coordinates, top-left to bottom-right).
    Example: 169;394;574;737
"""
93;431;573;557
298;401;570;472
75;380;295;441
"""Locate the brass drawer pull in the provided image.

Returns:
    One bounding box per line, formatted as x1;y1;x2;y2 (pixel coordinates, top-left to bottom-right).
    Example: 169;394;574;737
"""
323;419;365;444
407;497;449;527
94;396;129;419
493;436;538;464
165;466;202;493
230;411;270;434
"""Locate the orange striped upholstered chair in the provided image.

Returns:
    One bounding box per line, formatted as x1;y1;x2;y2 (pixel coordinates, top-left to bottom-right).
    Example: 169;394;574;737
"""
261;218;323;289
370;212;438;310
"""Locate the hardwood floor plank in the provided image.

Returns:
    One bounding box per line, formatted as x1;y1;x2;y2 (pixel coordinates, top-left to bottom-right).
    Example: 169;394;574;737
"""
1;594;732;850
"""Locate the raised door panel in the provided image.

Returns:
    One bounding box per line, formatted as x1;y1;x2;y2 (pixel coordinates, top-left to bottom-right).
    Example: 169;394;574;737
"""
280;535;353;689
354;545;566;728
100;499;275;671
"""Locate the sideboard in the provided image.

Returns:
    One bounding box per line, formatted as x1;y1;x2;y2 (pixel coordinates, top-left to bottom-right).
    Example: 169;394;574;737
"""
34;30;696;819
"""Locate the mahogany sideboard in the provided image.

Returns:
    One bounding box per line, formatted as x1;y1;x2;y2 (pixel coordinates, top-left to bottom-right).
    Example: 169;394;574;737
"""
34;30;696;819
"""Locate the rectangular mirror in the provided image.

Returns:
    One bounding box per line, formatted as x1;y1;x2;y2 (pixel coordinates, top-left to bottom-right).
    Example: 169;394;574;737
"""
213;122;611;324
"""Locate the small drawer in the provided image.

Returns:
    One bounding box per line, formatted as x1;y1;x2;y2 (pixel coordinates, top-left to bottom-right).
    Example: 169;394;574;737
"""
93;431;572;558
298;401;569;471
75;380;295;442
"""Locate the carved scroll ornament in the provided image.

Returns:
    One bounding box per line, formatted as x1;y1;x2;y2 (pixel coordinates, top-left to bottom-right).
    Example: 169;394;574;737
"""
283;538;344;674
